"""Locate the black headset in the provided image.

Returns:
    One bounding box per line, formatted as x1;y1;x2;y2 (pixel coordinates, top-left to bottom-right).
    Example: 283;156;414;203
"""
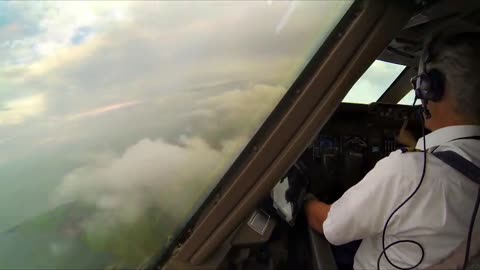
410;31;446;119
411;36;446;102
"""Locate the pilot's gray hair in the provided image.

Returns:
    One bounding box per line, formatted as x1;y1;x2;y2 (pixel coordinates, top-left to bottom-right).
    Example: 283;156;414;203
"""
427;24;480;122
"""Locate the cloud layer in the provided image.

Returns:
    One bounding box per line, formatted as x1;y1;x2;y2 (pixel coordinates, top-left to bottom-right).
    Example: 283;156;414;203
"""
55;136;246;223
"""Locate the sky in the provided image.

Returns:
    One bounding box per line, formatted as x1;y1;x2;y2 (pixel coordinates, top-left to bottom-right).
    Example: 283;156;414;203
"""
399;89;416;105
0;0;407;266
343;60;405;104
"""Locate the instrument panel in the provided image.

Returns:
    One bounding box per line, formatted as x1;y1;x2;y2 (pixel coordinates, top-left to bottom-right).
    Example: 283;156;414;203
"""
296;103;420;203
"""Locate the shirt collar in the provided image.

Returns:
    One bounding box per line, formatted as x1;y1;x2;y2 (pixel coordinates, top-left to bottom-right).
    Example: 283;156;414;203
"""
416;125;480;150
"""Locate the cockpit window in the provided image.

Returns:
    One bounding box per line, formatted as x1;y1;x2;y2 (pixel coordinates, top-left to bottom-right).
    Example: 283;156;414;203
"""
342;60;405;104
0;1;353;268
398;90;416;105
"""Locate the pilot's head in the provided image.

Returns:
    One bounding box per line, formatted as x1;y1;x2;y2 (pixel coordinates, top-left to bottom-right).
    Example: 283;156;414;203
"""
413;24;480;131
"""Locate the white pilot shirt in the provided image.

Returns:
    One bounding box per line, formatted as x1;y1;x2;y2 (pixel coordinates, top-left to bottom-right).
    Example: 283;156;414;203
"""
323;125;480;269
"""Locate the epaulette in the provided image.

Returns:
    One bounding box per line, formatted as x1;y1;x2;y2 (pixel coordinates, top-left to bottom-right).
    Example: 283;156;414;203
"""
400;147;424;153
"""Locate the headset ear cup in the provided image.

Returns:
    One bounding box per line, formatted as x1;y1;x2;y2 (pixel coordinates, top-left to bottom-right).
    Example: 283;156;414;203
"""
427;69;445;101
416;73;432;100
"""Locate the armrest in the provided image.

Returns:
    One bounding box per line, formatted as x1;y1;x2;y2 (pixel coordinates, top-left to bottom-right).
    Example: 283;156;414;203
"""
308;227;338;270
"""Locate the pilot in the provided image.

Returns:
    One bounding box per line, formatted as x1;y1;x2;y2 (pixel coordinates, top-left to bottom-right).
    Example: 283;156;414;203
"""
304;25;480;270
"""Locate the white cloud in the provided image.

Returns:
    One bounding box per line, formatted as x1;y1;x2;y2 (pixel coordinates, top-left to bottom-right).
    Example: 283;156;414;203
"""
51;82;283;226
54;135;248;224
0;1;351;152
1;1;132;67
0;94;46;125
184;84;286;145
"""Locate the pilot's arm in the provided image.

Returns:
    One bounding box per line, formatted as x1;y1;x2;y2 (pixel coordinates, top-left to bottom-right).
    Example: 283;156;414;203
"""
304;197;330;233
304;152;410;245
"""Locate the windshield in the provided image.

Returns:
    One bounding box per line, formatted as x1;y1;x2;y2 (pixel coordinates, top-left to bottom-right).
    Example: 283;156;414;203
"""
0;1;352;268
399;90;416;105
342;60;405;104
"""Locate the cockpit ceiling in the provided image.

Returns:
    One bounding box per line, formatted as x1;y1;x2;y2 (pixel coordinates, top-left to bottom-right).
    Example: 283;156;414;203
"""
378;0;480;68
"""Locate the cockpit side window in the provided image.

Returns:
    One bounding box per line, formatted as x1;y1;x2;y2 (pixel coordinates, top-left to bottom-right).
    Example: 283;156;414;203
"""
342;60;406;104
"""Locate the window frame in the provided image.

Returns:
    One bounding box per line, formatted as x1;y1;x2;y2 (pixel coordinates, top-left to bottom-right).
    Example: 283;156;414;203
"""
159;0;416;268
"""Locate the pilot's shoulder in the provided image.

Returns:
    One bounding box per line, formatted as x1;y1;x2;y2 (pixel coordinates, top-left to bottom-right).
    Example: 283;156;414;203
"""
378;147;424;170
388;147;423;158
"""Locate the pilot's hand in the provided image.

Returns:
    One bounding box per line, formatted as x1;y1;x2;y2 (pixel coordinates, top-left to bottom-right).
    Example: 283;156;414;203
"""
396;120;417;148
304;196;330;234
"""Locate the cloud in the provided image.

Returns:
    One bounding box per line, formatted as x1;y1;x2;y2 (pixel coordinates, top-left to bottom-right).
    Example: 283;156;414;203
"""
0;94;46;125
0;23;24;41
51;83;283;225
12;1;351;114
185;84;286;146
0;1;352;155
0;1;132;67
54;135;247;224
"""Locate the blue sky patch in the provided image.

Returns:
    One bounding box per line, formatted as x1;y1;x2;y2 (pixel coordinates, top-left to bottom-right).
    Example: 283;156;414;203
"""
0;2;15;26
71;26;93;45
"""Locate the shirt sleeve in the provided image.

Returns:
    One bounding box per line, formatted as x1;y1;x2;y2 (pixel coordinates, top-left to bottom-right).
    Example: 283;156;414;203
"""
323;151;416;245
